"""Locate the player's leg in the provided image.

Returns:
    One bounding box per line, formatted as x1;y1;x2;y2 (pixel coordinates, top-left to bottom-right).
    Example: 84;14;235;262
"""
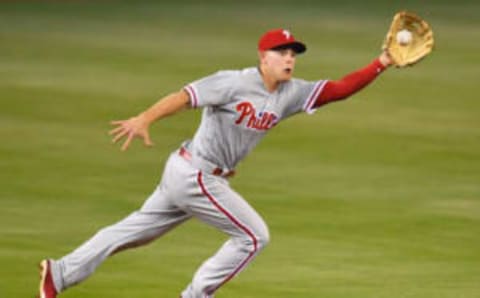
48;185;191;293
180;171;270;298
41;154;192;295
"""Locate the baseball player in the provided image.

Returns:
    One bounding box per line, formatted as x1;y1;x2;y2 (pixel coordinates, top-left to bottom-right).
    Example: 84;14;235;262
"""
38;28;392;298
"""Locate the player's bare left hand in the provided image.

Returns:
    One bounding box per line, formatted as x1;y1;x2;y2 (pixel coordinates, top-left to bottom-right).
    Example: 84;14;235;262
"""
109;114;153;151
379;51;392;67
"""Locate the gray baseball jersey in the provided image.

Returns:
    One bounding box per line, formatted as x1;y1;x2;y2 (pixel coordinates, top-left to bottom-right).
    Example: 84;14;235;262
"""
185;67;327;171
49;67;328;298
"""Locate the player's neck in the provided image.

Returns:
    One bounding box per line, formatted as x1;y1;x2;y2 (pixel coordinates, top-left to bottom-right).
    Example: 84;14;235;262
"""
258;65;280;93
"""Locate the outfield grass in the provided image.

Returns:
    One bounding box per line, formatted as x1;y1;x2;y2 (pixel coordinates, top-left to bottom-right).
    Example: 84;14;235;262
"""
1;1;479;297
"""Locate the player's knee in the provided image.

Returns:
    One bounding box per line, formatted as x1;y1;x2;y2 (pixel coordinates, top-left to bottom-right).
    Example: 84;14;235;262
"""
256;227;270;250
251;224;270;252
237;229;269;254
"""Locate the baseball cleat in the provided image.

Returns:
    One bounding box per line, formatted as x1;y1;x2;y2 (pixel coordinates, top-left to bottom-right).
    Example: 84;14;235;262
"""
38;259;57;298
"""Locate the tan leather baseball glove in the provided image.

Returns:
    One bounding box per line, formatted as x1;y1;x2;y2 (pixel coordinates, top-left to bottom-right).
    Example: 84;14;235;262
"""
382;11;434;67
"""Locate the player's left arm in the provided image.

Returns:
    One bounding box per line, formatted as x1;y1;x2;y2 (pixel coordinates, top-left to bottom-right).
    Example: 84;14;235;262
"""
314;51;392;108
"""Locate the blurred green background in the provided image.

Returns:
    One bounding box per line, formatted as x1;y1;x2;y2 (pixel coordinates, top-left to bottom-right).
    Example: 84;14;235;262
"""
1;0;479;297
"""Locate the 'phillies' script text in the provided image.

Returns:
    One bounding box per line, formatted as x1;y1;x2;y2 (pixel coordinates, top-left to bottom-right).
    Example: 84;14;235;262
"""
235;102;278;131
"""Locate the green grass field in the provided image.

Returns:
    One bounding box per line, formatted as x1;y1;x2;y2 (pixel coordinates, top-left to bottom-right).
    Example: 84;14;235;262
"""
1;1;479;297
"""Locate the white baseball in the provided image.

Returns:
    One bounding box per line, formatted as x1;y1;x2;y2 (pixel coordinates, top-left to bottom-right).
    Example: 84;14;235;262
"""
396;29;412;45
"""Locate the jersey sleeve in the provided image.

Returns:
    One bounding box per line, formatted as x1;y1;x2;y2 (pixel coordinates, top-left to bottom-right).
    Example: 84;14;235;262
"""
184;70;238;108
283;79;329;117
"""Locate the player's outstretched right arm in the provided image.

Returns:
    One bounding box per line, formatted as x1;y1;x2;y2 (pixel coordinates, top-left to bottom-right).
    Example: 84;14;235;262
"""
109;89;190;151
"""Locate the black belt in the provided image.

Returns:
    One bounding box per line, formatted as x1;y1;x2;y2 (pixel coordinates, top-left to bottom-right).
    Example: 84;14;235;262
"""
179;147;236;178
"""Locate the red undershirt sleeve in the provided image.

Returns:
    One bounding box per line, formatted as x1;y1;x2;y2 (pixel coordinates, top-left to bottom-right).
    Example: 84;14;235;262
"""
314;58;387;108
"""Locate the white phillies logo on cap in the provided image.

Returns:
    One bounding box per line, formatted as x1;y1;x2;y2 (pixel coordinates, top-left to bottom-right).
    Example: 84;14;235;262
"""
258;28;307;54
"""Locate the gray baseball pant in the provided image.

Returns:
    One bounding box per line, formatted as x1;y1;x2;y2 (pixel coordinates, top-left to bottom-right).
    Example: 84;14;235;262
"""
50;150;270;298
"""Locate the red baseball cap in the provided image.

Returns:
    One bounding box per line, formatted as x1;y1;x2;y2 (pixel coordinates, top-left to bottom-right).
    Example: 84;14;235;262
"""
258;29;306;54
